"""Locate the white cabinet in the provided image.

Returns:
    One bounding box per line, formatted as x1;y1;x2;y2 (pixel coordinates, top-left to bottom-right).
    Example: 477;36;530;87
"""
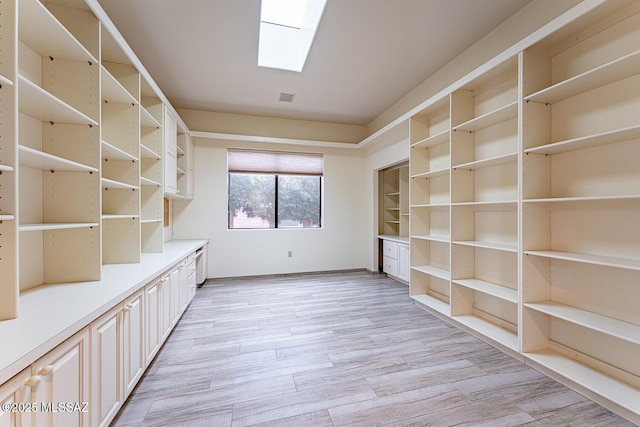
397;243;410;282
90;306;122;427
0;368;32;427
184;253;197;305
90;289;144;427
0;330;90;427
122;291;144;398
31;329;89;427
169;265;182;328
145;277;162;365
380;238;409;283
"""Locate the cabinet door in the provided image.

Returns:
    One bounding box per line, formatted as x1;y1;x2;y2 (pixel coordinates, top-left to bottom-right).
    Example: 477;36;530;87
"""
398;244;410;281
186;258;197;305
383;256;398;277
160;274;172;341
0;368;33;427
122;290;144;398
32;329;89;427
145;278;162;365
90;305;122;427
383;240;398;259
163;108;177;196
169;266;181;327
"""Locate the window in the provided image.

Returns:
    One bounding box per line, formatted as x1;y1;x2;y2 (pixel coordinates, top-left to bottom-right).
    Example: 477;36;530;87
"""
228;149;323;229
258;0;328;72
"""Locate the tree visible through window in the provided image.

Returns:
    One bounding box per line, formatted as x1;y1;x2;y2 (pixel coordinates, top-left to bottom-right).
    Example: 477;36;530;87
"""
227;150;323;229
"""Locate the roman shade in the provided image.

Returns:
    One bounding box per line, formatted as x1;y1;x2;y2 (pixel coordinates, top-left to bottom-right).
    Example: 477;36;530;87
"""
227;149;323;176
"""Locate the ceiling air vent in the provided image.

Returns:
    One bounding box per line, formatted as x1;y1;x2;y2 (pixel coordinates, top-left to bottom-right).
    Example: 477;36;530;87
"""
279;92;295;103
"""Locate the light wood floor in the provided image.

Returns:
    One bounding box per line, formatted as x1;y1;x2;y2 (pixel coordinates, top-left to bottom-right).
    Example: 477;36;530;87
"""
111;271;634;426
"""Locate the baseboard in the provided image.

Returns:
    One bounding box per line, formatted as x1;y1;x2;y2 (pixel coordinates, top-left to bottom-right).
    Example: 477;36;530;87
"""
204;268;376;283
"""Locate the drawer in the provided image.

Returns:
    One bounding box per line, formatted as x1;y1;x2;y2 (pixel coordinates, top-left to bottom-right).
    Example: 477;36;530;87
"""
382;240;398;259
383;256;398;277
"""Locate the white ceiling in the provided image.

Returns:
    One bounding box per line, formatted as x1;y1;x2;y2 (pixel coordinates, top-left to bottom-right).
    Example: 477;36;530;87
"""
97;0;530;126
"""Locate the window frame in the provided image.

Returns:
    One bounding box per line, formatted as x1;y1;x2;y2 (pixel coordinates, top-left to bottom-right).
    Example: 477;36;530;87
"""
227;149;324;230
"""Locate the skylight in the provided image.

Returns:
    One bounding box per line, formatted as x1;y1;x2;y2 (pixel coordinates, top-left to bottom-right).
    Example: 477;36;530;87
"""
258;0;327;72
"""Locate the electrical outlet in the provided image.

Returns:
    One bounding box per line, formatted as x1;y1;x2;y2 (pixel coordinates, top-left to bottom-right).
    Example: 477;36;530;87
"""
288;250;293;257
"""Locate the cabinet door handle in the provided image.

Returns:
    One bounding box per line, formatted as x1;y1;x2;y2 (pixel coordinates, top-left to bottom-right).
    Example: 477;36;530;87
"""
123;303;133;312
38;365;54;376
24;375;41;387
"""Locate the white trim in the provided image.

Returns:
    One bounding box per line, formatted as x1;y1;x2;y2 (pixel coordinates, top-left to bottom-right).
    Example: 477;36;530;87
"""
190;131;360;149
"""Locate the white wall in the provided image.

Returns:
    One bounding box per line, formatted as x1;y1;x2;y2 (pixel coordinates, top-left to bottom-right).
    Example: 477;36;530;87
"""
172;139;368;279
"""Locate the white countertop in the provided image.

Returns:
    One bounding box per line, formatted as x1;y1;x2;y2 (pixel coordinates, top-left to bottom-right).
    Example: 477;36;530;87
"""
0;239;207;384
377;235;410;244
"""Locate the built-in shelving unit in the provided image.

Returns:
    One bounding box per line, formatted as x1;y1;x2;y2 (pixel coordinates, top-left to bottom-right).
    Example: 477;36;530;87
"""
408;1;640;423
17;0;101;293
378;162;409;237
519;2;640;419
0;0;195;321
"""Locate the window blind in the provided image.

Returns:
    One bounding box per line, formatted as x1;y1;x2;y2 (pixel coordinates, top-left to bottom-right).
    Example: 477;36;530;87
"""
227;149;323;176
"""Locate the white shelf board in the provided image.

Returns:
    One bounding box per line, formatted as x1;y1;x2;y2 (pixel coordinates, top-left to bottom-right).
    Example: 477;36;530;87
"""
101;66;138;104
385;220;400;224
453;240;518;253
410;129;449;149
386;207;400;211
19;145;98;173
525;301;640;346
0;164;14;172
101;178;138;190
524;125;640;156
386;191;400;197
19;222;99;232
452;200;517;211
18;0;96;63
101;140;138;161
141;219;162;224
523;195;640;209
140;144;161;160
410;203;450;209
411;167;449;179
453;314;519;351
102;214;139;220
140;106;161;128
18;76;98;126
177;167;186;176
411;234;450;243
140;176;161;187
411;265;451;281
0;215;15;221
453;279;518;304
453;152;517;170
0;75;13;86
523;250;640;272
411;294;450;317
525;349;640;416
453;101;518;132
525;50;640;104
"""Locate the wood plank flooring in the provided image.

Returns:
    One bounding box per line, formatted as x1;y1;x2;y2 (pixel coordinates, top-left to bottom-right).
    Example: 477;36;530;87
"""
111;271;635;426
